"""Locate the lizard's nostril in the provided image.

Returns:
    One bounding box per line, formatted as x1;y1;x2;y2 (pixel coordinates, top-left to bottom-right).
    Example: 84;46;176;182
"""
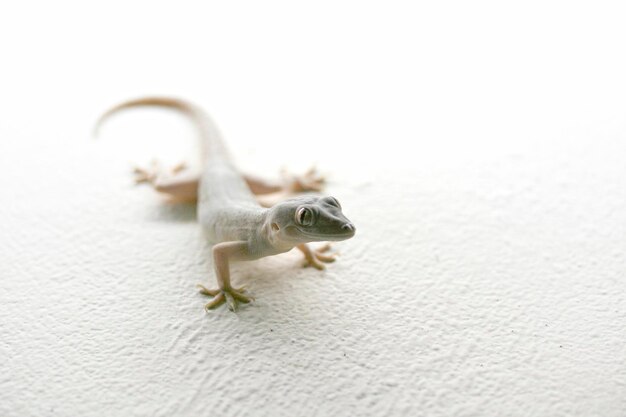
342;223;355;232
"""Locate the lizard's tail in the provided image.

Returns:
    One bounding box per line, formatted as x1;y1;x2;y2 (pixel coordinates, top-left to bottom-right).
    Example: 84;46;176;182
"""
93;97;227;161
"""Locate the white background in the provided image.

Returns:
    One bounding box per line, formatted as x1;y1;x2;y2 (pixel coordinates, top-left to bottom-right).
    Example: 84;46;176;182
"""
2;1;626;416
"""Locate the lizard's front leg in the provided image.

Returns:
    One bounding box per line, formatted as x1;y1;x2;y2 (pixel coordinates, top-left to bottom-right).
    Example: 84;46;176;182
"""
197;241;254;311
297;243;337;270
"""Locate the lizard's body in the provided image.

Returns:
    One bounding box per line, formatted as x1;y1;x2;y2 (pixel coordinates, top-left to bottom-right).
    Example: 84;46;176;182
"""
97;98;355;310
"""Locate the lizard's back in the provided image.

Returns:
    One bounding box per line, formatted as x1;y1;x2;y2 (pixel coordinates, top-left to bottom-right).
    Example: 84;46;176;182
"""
198;135;264;244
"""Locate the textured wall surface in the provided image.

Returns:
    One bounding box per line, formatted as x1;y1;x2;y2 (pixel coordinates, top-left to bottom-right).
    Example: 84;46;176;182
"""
2;2;626;416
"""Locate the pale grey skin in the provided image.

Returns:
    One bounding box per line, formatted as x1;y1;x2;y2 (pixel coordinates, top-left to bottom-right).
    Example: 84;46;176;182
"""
96;98;356;311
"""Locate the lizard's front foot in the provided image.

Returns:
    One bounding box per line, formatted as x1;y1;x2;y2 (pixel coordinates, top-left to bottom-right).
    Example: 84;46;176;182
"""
298;243;338;270
197;284;253;312
284;166;326;193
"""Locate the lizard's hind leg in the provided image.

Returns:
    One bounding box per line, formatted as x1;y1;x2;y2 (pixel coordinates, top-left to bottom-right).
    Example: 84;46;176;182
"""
246;166;326;208
134;160;200;203
282;166;326;193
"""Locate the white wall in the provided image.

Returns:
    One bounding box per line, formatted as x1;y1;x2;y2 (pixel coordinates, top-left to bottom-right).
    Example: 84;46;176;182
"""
2;1;626;416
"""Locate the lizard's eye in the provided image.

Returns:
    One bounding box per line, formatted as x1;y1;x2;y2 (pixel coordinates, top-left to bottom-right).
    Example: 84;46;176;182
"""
296;207;314;226
324;196;341;209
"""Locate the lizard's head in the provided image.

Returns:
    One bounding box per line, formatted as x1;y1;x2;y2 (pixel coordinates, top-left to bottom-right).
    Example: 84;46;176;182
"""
266;196;356;245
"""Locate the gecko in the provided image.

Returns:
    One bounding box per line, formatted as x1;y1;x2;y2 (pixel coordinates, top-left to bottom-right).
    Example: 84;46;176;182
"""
95;97;356;311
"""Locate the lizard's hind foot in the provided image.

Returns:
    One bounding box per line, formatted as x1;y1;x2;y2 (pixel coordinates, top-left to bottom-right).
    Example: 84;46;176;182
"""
133;160;188;184
284;166;326;193
197;284;253;312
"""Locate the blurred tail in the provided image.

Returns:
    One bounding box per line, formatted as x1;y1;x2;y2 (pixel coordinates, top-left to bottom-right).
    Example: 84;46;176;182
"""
93;97;228;161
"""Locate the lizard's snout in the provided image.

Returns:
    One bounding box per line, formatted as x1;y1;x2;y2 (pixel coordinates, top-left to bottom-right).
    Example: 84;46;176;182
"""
341;223;356;238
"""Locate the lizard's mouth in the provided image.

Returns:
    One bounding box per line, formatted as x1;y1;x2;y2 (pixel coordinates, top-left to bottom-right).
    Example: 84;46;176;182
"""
294;227;356;241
